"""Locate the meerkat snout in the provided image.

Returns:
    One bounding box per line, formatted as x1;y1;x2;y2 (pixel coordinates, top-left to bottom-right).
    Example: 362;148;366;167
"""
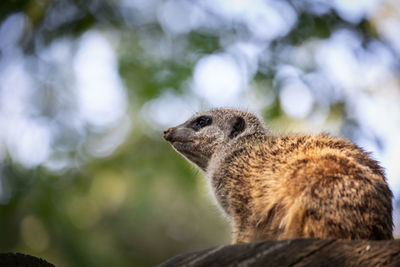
163;128;174;141
163;128;172;135
164;108;393;243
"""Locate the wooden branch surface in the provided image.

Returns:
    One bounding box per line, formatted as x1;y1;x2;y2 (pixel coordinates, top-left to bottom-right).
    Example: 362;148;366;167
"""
159;238;400;267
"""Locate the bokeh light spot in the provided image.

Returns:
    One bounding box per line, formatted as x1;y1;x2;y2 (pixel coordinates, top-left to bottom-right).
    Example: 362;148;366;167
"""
193;54;243;106
280;80;314;119
20;216;50;252
73;31;127;128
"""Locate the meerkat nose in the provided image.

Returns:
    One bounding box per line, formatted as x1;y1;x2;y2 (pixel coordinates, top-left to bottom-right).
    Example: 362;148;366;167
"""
163;127;174;141
163;128;172;135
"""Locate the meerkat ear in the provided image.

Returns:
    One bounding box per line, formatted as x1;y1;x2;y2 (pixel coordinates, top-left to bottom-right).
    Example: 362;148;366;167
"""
229;116;246;138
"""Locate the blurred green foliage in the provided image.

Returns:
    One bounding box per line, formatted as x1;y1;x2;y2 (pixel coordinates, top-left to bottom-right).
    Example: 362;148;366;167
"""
0;1;399;267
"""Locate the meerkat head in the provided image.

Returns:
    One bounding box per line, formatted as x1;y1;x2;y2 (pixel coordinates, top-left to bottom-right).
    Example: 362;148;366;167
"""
163;108;266;171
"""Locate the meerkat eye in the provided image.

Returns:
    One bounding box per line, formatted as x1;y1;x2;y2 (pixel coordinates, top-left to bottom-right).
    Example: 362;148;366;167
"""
191;116;212;131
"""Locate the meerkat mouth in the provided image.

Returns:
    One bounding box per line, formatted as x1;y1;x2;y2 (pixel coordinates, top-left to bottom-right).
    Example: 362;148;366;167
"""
171;140;195;148
172;140;194;144
171;140;196;155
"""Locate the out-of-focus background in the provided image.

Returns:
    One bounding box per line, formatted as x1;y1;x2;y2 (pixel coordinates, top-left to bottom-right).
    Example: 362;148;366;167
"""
0;0;399;266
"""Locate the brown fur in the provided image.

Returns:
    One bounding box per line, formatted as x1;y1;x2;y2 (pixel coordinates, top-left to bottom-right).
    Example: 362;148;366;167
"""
163;108;393;243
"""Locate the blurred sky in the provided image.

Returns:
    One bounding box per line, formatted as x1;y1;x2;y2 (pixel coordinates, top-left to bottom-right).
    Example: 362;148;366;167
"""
1;0;400;238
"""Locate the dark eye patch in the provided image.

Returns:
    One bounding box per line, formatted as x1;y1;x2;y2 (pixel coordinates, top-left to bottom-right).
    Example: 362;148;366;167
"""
229;116;245;138
190;116;212;131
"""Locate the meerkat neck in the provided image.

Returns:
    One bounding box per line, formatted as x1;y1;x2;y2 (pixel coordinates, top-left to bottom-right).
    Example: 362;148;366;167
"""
206;131;273;176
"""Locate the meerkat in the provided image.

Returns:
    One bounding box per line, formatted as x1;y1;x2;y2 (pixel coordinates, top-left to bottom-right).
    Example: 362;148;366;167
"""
163;108;393;243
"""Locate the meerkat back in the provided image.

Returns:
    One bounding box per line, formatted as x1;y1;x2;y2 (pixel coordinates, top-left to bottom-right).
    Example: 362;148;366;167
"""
163;108;393;244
